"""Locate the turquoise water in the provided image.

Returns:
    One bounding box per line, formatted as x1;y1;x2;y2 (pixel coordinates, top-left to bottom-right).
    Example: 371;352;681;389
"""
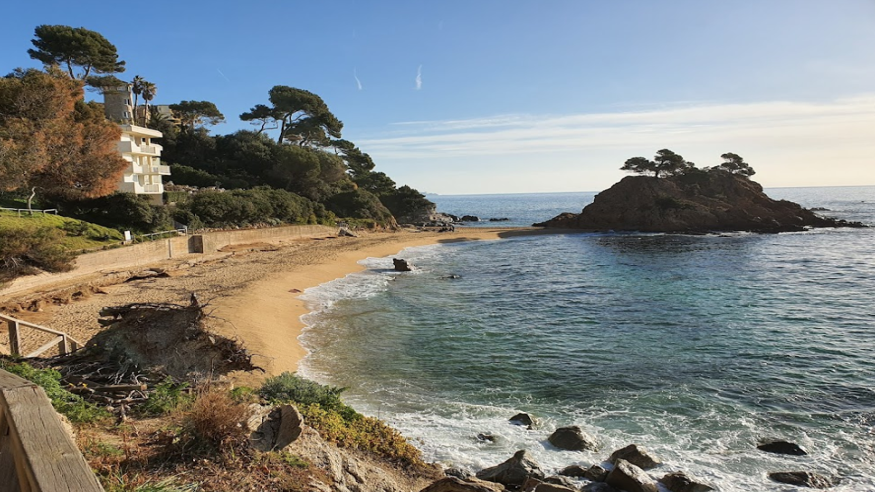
299;186;875;491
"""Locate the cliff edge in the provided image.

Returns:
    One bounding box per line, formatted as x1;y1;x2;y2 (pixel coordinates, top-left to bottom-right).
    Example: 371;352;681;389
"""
536;170;865;233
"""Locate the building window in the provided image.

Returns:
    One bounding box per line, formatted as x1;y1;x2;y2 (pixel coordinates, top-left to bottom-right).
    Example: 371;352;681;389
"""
123;111;130;118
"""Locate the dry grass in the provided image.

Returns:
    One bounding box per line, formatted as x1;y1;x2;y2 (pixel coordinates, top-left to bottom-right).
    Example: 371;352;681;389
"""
185;389;252;450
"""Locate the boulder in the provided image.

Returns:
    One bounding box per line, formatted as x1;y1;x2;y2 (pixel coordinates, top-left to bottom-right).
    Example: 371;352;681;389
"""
248;404;304;452
393;258;413;272
608;444;661;470
547;426;599;451
543;475;577;488
584;464;609;482
582;483;619;492
660;471;714;492
757;440;807;456
460;215;480;222
509;413;534;427
768;471;834;489
521;477;577;492
558;464;588;478
476;450;545;487
605;459;658;492
420;477;504;492
532;483;577;492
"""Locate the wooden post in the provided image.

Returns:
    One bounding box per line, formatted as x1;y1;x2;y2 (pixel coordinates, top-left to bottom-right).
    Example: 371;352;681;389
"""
0;370;105;491
7;320;20;357
58;336;69;356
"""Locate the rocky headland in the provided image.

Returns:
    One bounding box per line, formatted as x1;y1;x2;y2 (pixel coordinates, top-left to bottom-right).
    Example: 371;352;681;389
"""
535;171;866;233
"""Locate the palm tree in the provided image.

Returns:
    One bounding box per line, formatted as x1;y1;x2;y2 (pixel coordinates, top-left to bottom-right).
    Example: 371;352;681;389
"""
140;81;157;126
131;75;144;123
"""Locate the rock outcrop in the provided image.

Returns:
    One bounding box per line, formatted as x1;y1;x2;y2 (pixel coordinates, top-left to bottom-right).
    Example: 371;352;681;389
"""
605;459;659;492
608;444;661;470
660;471;714;492
547;426;599;451
768;471;834;488
476;450;545;487
535;171;866;233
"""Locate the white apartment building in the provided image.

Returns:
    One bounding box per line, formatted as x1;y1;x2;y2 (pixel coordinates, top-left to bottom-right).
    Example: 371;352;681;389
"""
102;84;171;204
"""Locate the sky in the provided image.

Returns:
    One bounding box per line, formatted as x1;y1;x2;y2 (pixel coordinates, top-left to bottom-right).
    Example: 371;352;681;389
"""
2;1;874;194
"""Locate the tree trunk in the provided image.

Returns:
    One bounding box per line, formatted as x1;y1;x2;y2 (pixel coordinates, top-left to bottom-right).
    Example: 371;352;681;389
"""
27;187;36;214
277;118;287;144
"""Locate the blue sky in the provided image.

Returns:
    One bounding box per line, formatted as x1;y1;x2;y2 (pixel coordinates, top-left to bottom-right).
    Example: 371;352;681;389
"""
2;1;874;194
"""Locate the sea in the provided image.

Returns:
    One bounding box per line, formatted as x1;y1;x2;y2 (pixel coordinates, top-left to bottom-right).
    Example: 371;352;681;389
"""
298;186;875;491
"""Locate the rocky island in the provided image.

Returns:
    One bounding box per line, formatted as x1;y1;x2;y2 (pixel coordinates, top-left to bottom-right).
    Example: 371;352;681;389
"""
536;150;866;233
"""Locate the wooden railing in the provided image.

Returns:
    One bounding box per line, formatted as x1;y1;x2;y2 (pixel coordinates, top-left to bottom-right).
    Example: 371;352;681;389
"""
0;208;59;217
0;370;104;491
0;315;82;359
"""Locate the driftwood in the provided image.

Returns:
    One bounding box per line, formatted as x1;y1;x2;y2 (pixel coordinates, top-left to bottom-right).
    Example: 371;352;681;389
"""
24;300;260;414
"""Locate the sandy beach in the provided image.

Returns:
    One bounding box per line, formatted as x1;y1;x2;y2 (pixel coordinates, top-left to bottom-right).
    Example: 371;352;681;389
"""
2;227;549;384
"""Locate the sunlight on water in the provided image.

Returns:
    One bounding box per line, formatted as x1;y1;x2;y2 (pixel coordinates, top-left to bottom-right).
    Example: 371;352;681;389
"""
300;186;875;491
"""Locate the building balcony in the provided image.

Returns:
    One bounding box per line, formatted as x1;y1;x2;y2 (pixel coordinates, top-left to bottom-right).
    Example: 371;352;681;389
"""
118;182;163;195
132;164;171;175
118;141;163;155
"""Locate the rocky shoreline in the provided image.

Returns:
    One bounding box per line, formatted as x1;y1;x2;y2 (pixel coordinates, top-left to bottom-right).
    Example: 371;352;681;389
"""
534;171;867;233
422;414;836;491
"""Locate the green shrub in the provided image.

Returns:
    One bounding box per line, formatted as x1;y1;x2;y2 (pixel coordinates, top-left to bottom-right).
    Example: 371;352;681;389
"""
325;189;395;226
62;192;172;233
259;372;354;418
300;403;423;467
177;188;329;229
256;372;425;466
138;378;193;416
0;360;109;423
0;227;75;283
380;185;434;223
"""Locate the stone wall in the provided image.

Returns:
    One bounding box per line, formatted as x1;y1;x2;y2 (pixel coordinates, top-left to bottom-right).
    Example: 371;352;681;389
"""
0;225;335;299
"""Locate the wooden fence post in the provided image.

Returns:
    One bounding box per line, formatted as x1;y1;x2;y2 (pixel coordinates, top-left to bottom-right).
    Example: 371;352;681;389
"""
7;320;20;357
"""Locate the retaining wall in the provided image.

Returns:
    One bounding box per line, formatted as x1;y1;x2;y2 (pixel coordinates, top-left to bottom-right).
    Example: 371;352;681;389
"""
0;224;335;299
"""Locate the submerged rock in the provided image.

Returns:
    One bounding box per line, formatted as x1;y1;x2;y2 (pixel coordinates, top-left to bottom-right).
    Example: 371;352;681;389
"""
547;425;599;451
608;444;661;470
509;413;534;427
582;483;619;492
476;450;545;487
660;471;714;492
757;440;808;456
768;471;834;489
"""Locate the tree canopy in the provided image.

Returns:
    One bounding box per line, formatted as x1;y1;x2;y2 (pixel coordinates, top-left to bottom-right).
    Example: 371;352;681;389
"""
28;25;125;79
716;152;755;177
169;100;225;132
241;86;343;146
621;149;694;178
0;69;127;202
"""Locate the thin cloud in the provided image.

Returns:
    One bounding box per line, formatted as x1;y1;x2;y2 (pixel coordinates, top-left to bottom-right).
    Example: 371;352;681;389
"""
216;69;231;82
415;65;423;90
358;96;875;160
354;68;363;91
